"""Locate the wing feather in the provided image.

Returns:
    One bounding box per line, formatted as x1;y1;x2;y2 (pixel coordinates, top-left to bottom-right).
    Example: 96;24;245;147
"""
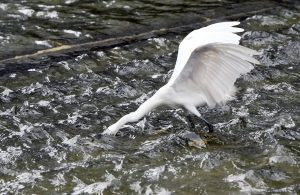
226;50;260;64
217;44;260;56
205;60;232;93
222;53;254;73
170;43;260;108
169;21;244;83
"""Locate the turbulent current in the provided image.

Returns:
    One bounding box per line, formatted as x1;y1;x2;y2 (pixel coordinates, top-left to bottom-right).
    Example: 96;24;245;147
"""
0;1;300;194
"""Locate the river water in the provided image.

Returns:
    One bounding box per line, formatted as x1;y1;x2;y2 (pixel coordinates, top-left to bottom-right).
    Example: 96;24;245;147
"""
1;0;300;194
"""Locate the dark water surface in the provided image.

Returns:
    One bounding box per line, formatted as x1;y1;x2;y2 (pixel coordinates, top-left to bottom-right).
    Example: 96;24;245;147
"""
1;0;300;194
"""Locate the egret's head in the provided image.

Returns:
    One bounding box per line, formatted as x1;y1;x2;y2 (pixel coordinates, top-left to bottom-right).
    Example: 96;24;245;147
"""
102;124;119;136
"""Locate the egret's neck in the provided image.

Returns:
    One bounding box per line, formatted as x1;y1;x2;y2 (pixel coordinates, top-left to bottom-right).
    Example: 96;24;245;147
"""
109;114;127;133
112;91;165;132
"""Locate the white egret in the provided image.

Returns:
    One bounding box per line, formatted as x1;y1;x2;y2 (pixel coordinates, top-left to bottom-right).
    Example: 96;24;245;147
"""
103;21;260;136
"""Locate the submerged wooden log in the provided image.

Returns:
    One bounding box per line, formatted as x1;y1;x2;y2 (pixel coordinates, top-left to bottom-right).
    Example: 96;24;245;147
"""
0;1;297;76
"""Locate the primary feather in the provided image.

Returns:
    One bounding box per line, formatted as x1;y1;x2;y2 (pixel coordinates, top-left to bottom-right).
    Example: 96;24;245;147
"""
171;43;259;108
169;21;244;84
103;21;260;136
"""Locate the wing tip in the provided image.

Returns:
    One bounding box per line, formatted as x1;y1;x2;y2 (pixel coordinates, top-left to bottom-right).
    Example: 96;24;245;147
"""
211;21;240;27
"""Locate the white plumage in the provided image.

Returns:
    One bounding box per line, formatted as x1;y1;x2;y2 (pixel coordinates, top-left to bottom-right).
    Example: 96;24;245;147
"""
103;21;260;136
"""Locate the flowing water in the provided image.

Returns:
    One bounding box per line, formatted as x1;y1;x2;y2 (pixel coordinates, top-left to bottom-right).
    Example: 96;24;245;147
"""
1;0;300;194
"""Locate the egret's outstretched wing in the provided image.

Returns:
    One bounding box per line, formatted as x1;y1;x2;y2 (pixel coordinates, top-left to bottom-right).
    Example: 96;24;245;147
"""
169;22;244;83
171;43;260;108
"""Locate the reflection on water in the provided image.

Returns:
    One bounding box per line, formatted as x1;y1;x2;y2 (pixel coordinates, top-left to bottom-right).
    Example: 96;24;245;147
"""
1;1;300;194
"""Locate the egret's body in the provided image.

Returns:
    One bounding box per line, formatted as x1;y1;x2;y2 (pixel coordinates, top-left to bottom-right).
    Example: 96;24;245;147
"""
103;21;260;135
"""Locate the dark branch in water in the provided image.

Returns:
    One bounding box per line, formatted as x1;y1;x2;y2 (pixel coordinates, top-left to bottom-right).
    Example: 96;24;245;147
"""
1;1;296;76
